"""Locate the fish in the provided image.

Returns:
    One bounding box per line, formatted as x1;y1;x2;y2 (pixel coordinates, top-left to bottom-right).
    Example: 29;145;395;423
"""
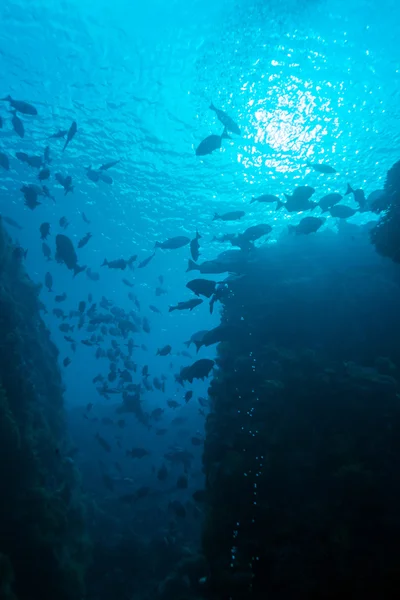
345;184;366;211
38;167;50;181
122;279;134;287
288;216;325;235
155;287;167;296
213;210;245;221
102;256;137;270
315;193;343;212
250;194;280;204
209;103;240;135
167;399;181;409
81;211;90;224
195;128;231;156
59;323;74;333
329;205;358;219
78;232;92;249
98;172;113;184
43;146;51;164
155;236;191;250
53;308;65;319
138;252;155;268
11;112;24;138
49;129;68;139
63;357;71;367
63;121;77;151
86;166;100;182
0;152;10;170
78;300;86;313
55;234;86;276
307;162;337;174
41;186;55;202
100;159;120;170
40;222;50;240
95;432;111;452
55;173;74;195
2;215;22;229
184;330;208;348
277;187;316;212
184;391;193;403
149;305;161;314
45;272;53;291
190;230;201;262
16;152;42;168
157;345;172;356
169;299;203;312
193;324;239;352
86;268;100;281
176;359;215;384
21;185;41;210
186;278;217;298
55;292;67;303
59;216;69;230
2;96;37;115
126;447;150;459
12;246;28;261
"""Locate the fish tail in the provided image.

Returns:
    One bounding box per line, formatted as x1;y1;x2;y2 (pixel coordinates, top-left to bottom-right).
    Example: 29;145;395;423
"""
221;127;231;140
186;259;198;272
196;230;201;239
194;341;202;353
276;200;285;210
283;194;291;202
209;102;216;111
73;264;86;277
310;202;318;211
213;213;220;221
168;306;176;313
250;197;256;204
184;340;191;348
154;241;161;248
345;183;354;196
101;259;108;267
24;249;28;259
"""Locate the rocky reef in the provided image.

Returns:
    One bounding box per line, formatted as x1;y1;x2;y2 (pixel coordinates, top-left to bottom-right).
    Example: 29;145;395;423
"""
201;223;400;599
0;219;90;600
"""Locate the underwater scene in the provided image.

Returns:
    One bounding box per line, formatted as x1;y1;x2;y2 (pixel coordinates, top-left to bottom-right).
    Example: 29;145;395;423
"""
1;0;400;599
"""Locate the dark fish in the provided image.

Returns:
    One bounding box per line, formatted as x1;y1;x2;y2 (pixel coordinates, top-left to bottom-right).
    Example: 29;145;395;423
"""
142;317;151;333
184;390;193;403
157;345;172;356
86;166;100;182
55;292;67;302
55;173;74;195
45;271;53;292
2;215;22;229
49;129;67;139
59;216;69;229
329;205;358;219
63;121;77;151
138;252;156;268
288;216;325;235
78;232;92;249
100;159;120;170
38;167;50;181
41;185;55;202
43;146;51;164
40;222;50;240
195;128;231;156
190;230;201;262
78;300;86;313
169;298;203;312
155;236;190;250
0;152;10;170
81;211;90;224
176;359;215;384
21;185;41;210
126;447;150;459
11;112;24;138
307;161;336;174
250;194;280;204
53;308;65;318
277;187;316;212
122;278;134;287
63;357;71;367
213;210;245;221
316;193;343;212
86;268;100;281
102;256;136;270
184;330;208;348
186;278;217;298
194;324;238;352
98;172;113;184
209;103;240;135
346;184;366;211
95;432;111;452
149;305;161;314
12;246;28;260
55;234;86;276
2;96;37;115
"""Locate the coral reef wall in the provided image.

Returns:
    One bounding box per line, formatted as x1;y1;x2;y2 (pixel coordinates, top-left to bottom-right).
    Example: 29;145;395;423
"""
0;218;90;600
202;238;400;600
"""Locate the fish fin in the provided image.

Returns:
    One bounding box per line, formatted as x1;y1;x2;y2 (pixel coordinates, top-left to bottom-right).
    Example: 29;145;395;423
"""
310;202;318;211
276;200;285;210
209;103;216;111
194;341;202;353
283;194;291;202
168;306;176;313
213;213;220;221
73;265;86;277
345;183;354;196
101;259;108;267
221;127;231;140
250;197;256;204
186;259;198;272
154;241;161;248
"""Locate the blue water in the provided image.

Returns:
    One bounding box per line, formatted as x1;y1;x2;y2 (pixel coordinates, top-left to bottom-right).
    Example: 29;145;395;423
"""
1;0;400;593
